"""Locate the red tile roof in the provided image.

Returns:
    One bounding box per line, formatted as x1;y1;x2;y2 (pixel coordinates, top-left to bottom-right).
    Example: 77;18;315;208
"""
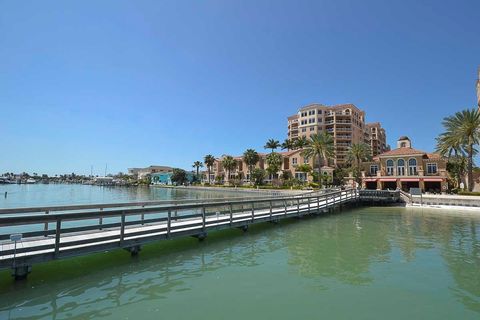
377;147;429;157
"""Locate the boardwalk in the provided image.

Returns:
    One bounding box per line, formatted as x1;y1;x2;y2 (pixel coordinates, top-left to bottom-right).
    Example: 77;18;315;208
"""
0;189;398;279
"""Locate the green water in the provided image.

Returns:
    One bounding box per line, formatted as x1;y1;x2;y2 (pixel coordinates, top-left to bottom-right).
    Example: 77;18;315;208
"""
1;206;479;319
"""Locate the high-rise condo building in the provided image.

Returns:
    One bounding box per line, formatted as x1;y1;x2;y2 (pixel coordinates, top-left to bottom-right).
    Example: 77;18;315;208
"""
287;103;388;166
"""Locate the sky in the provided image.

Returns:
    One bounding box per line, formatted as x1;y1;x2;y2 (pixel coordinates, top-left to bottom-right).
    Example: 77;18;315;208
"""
1;0;479;175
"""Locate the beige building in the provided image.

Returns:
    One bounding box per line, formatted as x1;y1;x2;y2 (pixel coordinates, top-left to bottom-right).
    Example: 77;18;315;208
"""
128;165;173;179
365;122;389;157
355;136;448;193
476;67;480;108
209;150;333;184
287;103;388;166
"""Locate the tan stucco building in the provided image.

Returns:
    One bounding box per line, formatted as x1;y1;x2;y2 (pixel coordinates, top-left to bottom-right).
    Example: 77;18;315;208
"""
209;150;333;184
355;137;448;193
287;103;388;166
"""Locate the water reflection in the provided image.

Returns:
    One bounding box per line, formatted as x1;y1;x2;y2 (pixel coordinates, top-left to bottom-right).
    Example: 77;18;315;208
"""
0;227;287;319
285;211;391;285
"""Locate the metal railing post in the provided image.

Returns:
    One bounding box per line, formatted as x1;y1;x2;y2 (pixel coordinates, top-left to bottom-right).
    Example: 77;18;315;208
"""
120;212;126;246
54;219;61;257
284;200;287;216
269;200;273;219
167;209;171;238
251;202;255;223
229;204;233;226
44;210;49;236
99;208;104;230
202;206;206;231
297;199;300;216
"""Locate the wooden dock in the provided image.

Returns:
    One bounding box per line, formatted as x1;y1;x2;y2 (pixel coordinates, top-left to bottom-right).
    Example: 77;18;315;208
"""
0;189;398;279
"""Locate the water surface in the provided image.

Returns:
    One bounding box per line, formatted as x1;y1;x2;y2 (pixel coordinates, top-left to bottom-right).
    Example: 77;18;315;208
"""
1;206;479;319
0;184;246;208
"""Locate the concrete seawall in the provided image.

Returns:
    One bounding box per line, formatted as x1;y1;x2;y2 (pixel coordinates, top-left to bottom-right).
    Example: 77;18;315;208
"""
151;185;310;197
411;194;480;209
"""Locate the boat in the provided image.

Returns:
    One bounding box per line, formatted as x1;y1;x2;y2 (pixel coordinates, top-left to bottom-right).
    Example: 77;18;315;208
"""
25;178;36;184
0;177;14;184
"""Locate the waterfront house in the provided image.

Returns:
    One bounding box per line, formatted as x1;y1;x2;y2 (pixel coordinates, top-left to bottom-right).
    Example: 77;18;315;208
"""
128;165;173;180
355;136;448;193
210;150;334;184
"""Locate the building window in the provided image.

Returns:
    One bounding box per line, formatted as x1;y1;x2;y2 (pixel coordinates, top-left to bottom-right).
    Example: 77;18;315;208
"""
386;159;394;175
292;158;297;165
303;157;309;164
308;110;315;115
397;159;405;176
370;165;378;175
318;118;322;123
310;127;315;131
295;172;307;181
302;128;307;132
427;163;438;174
408;158;417;175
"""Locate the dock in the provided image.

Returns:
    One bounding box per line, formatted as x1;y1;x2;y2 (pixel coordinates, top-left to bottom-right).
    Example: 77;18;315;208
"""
0;189;400;279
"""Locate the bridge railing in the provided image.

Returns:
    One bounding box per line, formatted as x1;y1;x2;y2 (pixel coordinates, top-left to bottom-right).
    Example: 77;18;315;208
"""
0;189;358;266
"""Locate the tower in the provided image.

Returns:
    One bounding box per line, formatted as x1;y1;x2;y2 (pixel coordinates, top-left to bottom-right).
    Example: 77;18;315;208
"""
477;66;480;108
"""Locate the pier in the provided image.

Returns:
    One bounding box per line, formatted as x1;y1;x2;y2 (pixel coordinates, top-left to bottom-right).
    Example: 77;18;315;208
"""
0;189;400;280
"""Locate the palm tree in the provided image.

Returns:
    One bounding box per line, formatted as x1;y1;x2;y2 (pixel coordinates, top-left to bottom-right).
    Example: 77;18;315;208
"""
192;161;204;181
243;149;260;184
266;152;283;180
264;139;280;153
294;136;308;149
301;133;335;186
346;143;372;185
204;154;216;184
281;139;295;151
222;155;237;184
436;133;467;189
439;109;480;191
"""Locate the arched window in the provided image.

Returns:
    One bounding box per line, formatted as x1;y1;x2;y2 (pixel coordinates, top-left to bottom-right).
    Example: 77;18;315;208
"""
397;159;405;176
408;158;417;175
386;159;394;176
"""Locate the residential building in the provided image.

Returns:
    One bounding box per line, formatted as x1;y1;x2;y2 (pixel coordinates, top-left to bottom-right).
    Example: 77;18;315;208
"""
151;171;195;185
356;136;448;193
365;122;389;157
287;103;387;166
476;66;480;109
128;165;173;179
209;150;334;184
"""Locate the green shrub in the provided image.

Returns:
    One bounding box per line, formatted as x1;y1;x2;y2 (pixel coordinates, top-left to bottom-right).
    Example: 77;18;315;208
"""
458;191;480;196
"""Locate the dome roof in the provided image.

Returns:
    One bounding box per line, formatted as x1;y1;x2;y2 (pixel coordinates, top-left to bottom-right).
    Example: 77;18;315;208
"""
398;136;410;141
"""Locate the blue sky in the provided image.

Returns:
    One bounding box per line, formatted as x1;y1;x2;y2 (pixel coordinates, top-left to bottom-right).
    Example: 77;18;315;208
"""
1;0;479;175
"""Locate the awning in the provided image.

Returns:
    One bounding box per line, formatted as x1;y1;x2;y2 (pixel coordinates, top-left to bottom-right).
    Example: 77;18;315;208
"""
423;178;444;182
379;178;397;182
364;178;377;182
400;178;420;182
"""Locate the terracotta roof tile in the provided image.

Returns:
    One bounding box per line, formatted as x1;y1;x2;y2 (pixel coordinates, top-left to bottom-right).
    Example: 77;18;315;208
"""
378;147;428;157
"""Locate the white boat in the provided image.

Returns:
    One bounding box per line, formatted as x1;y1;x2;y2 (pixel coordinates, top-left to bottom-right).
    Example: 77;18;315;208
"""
26;178;36;184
